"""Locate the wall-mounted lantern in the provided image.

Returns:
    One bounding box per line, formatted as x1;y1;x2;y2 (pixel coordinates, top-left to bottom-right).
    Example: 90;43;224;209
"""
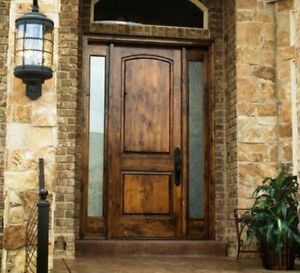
14;0;54;100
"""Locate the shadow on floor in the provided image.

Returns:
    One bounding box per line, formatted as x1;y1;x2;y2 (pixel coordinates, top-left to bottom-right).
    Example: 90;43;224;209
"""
54;256;300;273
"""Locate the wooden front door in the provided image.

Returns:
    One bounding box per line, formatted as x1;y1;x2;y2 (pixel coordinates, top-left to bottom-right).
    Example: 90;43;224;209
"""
81;40;214;240
107;46;183;238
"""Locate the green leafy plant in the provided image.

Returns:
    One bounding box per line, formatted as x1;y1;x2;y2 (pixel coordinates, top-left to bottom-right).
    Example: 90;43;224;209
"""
243;172;300;255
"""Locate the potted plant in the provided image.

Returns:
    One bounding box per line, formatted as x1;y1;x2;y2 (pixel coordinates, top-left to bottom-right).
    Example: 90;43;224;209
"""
242;171;300;270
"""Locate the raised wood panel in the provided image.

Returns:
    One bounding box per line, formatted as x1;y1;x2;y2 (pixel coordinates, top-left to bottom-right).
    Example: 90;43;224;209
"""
123;174;170;214
123;57;171;153
114;218;177;238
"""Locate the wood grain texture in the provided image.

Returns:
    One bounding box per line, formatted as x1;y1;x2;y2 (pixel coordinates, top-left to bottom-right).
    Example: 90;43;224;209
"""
81;42;108;238
123;57;171;153
108;46;182;238
123;174;170;214
81;41;215;240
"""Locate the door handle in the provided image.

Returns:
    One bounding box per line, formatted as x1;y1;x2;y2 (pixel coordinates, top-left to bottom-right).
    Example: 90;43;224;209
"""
174;148;182;186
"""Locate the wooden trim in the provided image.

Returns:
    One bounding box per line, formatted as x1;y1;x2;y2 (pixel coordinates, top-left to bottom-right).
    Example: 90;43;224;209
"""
80;39;109;238
208;44;216;240
80;38;89;238
185;47;215;239
106;43;114;239
181;47;188;238
85;34;213;48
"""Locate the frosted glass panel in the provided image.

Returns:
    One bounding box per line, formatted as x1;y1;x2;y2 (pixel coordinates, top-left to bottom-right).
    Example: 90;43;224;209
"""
189;61;204;219
88;56;105;217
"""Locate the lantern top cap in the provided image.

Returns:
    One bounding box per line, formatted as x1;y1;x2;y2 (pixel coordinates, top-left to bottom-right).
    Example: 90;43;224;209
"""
15;11;54;29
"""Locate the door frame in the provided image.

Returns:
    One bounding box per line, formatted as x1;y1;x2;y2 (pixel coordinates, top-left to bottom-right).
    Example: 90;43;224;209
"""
80;35;215;240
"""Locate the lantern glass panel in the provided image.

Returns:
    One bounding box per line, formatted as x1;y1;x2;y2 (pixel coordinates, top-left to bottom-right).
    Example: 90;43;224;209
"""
25;24;43;38
24;50;43;66
16;37;23;52
16;24;25;38
44;26;53;41
44;40;53;53
24;38;43;50
15;51;23;66
44;52;52;67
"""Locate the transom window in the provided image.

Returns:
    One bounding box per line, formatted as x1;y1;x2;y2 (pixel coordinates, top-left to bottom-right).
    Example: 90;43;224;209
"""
93;0;208;29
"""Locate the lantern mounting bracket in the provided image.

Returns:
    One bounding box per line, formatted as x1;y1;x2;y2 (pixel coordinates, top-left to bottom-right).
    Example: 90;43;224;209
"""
14;66;52;100
32;0;39;12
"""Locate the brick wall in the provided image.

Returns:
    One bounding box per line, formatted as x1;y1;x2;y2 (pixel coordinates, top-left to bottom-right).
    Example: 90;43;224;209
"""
55;0;80;257
223;0;237;254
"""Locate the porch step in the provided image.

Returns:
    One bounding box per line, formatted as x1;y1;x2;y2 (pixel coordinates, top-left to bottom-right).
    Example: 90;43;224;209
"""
76;240;227;257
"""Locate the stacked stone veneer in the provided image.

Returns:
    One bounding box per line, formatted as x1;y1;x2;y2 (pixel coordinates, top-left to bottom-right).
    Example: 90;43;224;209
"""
232;0;299;254
295;1;300;175
0;0;10;267
236;0;298;203
2;0;60;272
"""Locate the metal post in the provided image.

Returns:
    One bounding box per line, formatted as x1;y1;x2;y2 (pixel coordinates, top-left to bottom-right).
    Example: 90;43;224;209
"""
39;158;45;189
32;0;39;12
37;189;49;273
37;159;49;273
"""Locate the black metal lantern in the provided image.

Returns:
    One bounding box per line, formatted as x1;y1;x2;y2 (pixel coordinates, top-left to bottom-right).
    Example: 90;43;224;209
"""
14;0;54;100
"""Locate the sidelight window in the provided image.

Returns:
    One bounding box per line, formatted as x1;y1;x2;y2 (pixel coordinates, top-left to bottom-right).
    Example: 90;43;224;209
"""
88;56;106;218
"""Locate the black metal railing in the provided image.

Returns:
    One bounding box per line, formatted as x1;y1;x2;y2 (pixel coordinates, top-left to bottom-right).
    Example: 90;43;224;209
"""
24;159;50;273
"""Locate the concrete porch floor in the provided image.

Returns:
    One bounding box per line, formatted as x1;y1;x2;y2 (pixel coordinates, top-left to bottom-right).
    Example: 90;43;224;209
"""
54;256;300;273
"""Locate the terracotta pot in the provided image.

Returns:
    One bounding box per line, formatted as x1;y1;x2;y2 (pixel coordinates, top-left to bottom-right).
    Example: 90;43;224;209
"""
260;241;295;270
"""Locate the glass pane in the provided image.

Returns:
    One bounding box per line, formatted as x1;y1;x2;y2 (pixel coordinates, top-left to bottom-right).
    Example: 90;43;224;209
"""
16;24;25;38
88;56;106;217
94;0;204;28
15;38;24;54
24;38;43;50
44;28;53;41
43;52;53;67
44;40;53;53
189;61;204;219
15;51;23;66
25;24;43;38
24;50;42;65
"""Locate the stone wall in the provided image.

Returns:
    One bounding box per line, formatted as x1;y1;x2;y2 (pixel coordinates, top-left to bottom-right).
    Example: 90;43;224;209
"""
236;0;278;208
234;0;297;253
276;0;295;170
0;0;10;268
2;0;60;272
294;1;300;176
